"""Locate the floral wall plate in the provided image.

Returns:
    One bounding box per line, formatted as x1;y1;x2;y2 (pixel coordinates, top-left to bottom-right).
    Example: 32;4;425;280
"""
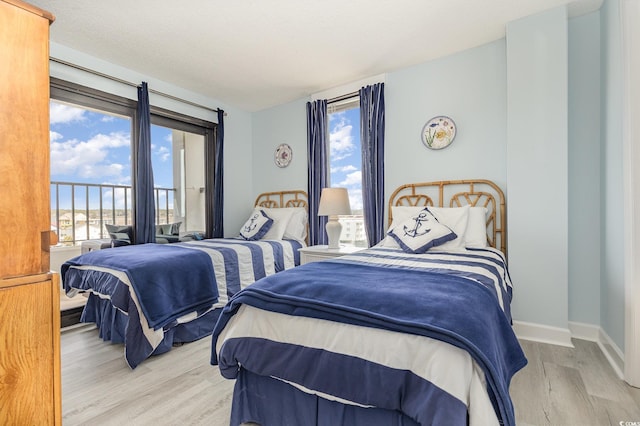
421;116;456;150
274;143;292;167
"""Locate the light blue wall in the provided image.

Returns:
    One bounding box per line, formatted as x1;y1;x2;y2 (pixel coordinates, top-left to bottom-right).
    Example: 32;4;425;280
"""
249;11;618;336
506;7;569;329
49;43;254;238
568;13;602;326
600;0;625;350
250;98;308;221
384;41;507;208
251;39;509;225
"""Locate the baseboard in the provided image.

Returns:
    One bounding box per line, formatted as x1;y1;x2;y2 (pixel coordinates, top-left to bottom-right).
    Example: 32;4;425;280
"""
513;320;574;347
514;320;625;380
571;321;625;380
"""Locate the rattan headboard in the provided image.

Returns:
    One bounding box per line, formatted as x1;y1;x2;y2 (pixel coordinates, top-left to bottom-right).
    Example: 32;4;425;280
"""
388;180;506;255
254;190;308;210
254;190;308;244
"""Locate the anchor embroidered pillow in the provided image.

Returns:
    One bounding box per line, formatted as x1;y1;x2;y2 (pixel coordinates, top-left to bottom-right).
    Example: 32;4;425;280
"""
239;210;274;241
387;207;457;254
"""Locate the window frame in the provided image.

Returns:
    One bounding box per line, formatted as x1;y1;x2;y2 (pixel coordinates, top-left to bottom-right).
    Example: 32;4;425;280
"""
326;94;367;247
49;78;217;242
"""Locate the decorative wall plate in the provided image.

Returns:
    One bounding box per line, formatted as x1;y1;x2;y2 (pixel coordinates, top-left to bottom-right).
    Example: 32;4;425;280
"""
274;143;292;168
421;116;456;150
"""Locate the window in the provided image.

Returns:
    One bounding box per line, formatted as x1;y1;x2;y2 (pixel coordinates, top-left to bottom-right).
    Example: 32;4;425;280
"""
328;97;367;247
149;120;207;234
49;78;214;246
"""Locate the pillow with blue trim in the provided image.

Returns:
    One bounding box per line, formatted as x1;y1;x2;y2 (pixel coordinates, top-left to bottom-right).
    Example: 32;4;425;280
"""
387;207;457;254
105;224;133;244
239;210;274;241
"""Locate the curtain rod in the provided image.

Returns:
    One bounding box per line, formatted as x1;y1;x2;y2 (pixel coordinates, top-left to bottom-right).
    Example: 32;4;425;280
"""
327;91;359;105
50;57;226;116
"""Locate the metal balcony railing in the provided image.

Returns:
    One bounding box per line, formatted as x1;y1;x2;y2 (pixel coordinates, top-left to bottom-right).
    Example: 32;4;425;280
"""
51;181;176;246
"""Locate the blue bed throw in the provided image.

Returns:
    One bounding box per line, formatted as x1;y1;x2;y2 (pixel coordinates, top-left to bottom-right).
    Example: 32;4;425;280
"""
212;253;526;426
62;243;218;329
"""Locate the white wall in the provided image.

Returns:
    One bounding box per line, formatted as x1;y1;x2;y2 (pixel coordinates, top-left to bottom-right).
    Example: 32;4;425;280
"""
175;131;206;232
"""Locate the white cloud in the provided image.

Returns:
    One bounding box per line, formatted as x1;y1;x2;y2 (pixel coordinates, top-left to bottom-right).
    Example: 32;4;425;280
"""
102;186;131;208
347;188;363;211
155;146;171;162
50;131;63;142
50;131;131;181
338;171;362;187
330;116;355;161
331;164;358;174
50;102;86;125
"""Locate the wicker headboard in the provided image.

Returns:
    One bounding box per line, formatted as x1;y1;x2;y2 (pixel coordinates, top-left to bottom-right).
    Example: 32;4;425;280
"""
254;190;308;243
388;180;506;255
254;190;308;210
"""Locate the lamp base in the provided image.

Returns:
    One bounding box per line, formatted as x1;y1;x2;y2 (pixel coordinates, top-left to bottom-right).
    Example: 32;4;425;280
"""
325;216;342;249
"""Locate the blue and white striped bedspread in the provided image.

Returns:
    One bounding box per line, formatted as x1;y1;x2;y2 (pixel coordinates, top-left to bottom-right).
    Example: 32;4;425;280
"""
63;243;218;330
212;246;526;426
62;238;303;368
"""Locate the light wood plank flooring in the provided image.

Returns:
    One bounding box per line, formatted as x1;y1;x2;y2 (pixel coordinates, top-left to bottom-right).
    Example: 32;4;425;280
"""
61;325;640;425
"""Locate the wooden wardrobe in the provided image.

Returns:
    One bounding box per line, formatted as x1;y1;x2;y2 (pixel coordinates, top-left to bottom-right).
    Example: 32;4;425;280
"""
0;0;61;424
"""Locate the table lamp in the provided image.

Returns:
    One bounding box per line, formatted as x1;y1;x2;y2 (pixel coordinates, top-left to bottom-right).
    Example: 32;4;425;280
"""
317;187;351;249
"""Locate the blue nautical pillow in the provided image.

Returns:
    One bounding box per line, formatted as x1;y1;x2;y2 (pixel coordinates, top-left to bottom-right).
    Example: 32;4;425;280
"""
388;207;457;254
239;210;274;241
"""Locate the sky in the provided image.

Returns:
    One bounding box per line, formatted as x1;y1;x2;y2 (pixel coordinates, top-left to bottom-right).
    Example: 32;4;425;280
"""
50;100;174;209
328;107;363;212
50;100;363;212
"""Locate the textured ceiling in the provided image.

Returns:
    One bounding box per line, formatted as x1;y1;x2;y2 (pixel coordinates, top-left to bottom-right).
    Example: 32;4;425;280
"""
30;0;601;112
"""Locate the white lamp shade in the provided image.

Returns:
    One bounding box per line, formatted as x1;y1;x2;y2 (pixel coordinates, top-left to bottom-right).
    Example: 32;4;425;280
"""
317;187;351;216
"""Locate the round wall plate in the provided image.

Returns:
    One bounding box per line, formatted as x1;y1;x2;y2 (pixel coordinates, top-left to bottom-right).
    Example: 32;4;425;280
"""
421;116;456;150
274;143;292;167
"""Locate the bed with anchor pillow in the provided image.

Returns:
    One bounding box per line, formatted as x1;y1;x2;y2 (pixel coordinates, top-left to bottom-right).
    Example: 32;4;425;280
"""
211;180;527;426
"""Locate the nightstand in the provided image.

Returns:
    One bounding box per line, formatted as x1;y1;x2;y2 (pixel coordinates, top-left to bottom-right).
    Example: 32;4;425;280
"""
298;245;363;265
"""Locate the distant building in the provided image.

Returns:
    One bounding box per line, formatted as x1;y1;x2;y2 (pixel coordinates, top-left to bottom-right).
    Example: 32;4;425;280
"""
339;215;367;247
59;212;87;227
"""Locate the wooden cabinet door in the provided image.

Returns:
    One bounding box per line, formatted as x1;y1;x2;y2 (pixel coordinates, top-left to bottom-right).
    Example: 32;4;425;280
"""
0;274;61;425
0;0;54;279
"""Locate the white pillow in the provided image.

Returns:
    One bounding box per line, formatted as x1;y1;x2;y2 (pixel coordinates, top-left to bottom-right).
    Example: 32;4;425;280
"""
388;205;470;250
378;206;425;249
428;205;470;250
239;210;273;241
465;206;488;248
251;207;294;240
388;206;426;231
261;207;307;242
387;208;457;254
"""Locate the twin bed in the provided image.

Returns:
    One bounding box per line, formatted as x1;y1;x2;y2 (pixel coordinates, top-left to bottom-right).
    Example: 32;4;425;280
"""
61;190;308;368
211;179;526;426
62;180;525;425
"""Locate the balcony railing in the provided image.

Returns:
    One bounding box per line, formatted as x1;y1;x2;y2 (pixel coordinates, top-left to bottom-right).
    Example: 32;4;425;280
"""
51;181;176;246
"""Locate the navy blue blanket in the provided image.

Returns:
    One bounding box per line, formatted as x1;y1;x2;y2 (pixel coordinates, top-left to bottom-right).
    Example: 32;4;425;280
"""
62;243;218;329
212;257;526;426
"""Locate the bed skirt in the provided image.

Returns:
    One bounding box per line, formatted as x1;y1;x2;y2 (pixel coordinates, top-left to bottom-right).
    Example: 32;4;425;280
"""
81;293;220;358
231;369;420;426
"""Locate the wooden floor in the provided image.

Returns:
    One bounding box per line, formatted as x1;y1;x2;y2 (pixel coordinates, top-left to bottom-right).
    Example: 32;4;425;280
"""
61;325;640;425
